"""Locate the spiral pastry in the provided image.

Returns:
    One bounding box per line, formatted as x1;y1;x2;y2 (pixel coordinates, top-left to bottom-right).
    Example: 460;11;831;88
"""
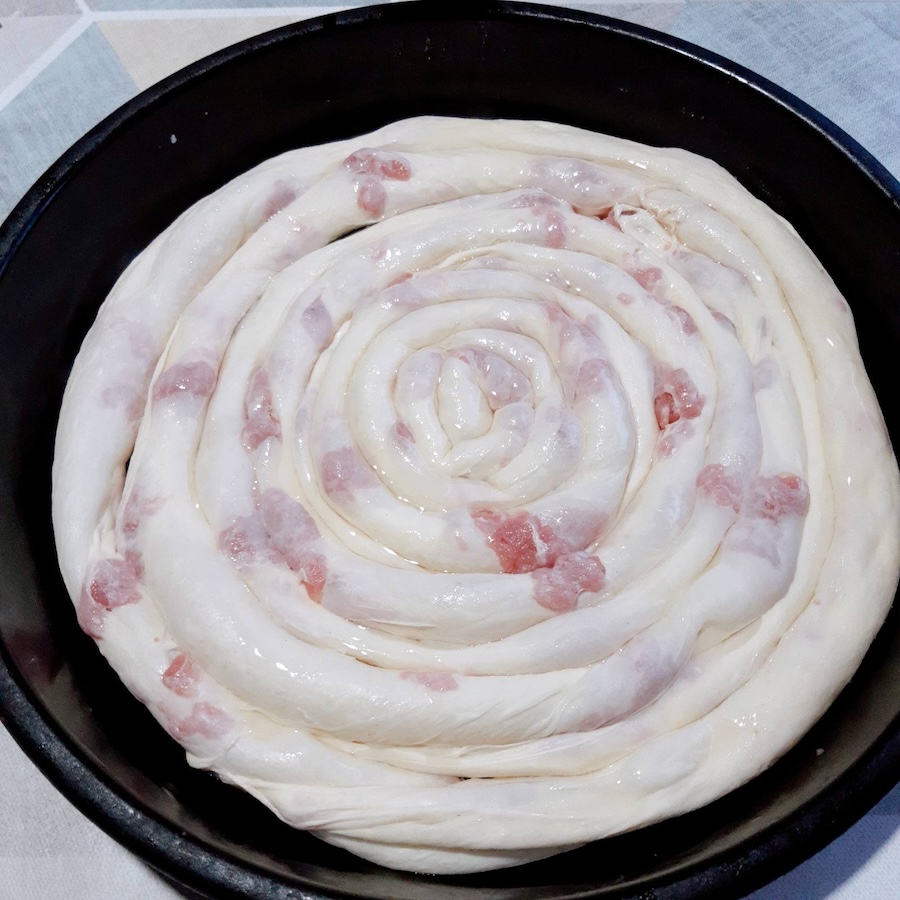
53;117;900;874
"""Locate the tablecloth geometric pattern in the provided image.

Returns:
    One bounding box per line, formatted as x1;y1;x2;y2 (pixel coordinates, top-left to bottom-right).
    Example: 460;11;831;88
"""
1;2;898;898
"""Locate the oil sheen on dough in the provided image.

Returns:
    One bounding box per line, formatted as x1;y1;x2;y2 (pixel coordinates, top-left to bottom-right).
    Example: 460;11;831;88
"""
52;117;900;874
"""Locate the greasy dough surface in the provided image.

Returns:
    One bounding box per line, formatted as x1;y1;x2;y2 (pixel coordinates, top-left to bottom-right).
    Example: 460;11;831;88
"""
52;117;900;874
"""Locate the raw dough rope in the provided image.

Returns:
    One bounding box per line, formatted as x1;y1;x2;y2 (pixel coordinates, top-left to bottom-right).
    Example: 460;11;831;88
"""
53;118;900;873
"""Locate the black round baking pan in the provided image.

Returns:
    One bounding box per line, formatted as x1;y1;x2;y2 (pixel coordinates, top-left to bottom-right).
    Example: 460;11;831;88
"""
1;2;898;899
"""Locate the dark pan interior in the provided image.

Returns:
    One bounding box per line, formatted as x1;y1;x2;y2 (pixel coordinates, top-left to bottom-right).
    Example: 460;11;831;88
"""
1;3;899;899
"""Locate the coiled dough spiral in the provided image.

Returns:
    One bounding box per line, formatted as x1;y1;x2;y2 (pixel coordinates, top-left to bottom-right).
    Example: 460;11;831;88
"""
52;117;900;874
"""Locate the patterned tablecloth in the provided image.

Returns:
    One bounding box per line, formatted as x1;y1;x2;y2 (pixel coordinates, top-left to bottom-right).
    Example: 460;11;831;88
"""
1;1;899;898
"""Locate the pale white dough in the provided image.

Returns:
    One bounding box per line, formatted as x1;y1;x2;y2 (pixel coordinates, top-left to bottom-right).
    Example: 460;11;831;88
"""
52;117;900;874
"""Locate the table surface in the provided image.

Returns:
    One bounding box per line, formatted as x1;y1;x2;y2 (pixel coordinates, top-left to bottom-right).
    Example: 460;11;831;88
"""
1;1;899;898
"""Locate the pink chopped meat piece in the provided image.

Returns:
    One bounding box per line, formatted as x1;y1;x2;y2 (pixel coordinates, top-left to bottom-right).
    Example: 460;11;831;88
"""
654;365;704;429
88;557;141;609
393;420;413;443
667;305;698;336
696;464;744;512
301;297;333;351
656;421;694;459
320;447;377;501
260;489;328;601
260;179;297;221
631;266;662;293
77;557;142;638
532;552;606;612
537;208;567;248
356;178;387;217
152;360;216;403
162;652;200;698
242;368;282;450
742;473;810;521
343;148;412;181
575;358;612;398
218;514;271;568
171;702;233;740
472;510;570;574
